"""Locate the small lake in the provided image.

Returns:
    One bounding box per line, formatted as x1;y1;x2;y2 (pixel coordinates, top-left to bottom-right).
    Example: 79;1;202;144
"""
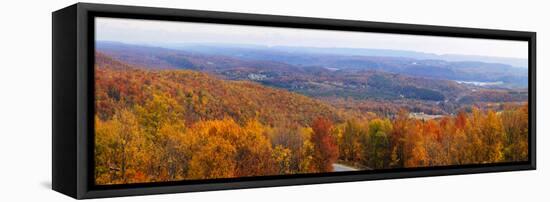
455;80;504;86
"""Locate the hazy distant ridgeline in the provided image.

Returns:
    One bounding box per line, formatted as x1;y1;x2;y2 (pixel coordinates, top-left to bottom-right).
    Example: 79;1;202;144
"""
96;41;528;88
165;43;528;68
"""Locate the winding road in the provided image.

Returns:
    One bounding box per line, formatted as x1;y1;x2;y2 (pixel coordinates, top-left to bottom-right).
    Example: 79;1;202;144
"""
332;163;359;172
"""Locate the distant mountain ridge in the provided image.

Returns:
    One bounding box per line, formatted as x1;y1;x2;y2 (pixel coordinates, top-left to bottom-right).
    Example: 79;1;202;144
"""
156;42;528;68
96;41;528;88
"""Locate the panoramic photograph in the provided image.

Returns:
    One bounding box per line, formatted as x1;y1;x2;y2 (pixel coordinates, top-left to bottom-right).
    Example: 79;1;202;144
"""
93;17;529;185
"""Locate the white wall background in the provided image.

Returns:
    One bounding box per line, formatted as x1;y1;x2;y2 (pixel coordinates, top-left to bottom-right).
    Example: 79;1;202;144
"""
0;0;547;201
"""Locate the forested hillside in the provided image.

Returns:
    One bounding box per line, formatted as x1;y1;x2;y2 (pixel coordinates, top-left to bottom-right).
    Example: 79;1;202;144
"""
95;52;529;185
95;52;343;126
95;53;344;184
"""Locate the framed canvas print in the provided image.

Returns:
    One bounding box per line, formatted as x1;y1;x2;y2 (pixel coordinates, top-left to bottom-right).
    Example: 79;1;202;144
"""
52;3;536;199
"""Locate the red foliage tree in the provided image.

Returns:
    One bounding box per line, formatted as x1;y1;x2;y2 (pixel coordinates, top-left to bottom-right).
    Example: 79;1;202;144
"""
311;117;339;172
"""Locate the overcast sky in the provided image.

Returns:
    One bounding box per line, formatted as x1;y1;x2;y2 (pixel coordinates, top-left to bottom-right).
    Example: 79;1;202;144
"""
95;17;528;59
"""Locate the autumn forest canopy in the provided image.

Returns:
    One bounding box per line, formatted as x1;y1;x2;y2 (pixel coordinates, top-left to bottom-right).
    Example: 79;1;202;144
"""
94;43;529;185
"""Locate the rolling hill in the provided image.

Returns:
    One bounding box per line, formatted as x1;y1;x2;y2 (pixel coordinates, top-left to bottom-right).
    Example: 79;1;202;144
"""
95;52;345;126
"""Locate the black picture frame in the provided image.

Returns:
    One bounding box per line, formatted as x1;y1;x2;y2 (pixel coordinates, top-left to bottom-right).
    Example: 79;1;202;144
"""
52;3;536;199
